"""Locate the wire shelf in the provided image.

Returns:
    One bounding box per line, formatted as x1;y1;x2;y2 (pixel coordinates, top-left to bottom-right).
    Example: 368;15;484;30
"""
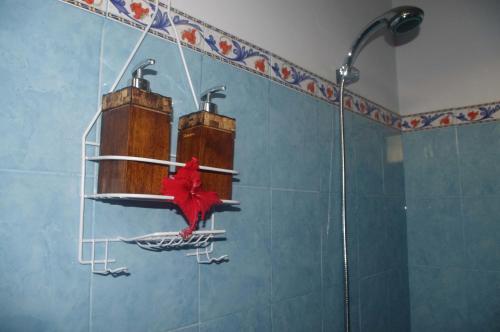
80;123;238;275
85;193;239;205
78;2;236;275
119;230;225;250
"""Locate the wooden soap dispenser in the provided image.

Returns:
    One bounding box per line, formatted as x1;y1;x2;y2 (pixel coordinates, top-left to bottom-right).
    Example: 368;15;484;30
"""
176;85;236;200
97;59;173;195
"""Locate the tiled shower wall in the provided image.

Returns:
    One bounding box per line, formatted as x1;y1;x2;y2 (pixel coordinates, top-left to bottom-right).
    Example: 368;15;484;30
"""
343;111;410;332
403;122;500;332
0;1;409;332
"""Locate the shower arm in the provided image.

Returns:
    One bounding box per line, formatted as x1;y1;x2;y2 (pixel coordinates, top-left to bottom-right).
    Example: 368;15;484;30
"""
339;13;395;77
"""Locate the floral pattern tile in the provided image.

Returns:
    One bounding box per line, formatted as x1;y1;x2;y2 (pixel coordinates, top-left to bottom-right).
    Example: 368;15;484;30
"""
402;101;500;131
270;54;319;97
317;78;339;104
59;0;498;132
203;26;271;76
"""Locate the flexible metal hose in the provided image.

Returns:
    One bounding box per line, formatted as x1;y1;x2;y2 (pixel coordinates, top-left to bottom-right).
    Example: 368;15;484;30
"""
339;78;351;332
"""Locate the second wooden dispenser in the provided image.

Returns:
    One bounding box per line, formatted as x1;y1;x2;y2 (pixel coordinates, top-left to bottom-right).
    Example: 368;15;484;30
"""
176;86;235;200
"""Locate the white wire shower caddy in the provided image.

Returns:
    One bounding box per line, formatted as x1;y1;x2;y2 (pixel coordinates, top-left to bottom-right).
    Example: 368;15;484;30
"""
79;108;239;276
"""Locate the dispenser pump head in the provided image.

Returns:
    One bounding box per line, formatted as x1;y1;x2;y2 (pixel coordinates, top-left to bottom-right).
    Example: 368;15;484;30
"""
199;85;226;113
132;59;155;92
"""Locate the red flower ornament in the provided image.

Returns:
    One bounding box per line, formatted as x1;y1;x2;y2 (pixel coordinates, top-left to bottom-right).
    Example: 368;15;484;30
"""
219;40;232;55
182;29;197;45
326;87;333;99
344;98;352;109
254;59;266;73
307;82;315;94
162;158;222;239
468;111;479;121
440;116;450;126
281;67;291;80
130;2;149;20
359;101;366;113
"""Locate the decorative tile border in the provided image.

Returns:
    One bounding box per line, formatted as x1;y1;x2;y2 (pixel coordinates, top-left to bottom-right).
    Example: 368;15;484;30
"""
59;0;497;132
59;0;401;130
401;101;500;132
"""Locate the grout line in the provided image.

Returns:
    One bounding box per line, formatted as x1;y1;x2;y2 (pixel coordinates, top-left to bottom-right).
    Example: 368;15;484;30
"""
454;127;469;278
0;168;80;177
268;78;274;330
271;289;321;306
408;264;500;273
165;323;199;332
322;101;337;332
405;193;500;199
233;184;270;190
270;187;320;194
359;268;398;281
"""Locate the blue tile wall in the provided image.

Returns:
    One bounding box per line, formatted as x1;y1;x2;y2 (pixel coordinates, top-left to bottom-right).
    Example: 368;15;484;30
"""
271;190;322;301
0;172;89;332
0;0;101;174
199;305;271;332
409;266;468;332
404;127;460;198
346;113;410;332
199;187;271;321
272;292;323;332
406;198;465;268
359;273;389;332
200;56;270;188
0;1;410;331
404;122;500;331
465;270;500;332
269;84;322;191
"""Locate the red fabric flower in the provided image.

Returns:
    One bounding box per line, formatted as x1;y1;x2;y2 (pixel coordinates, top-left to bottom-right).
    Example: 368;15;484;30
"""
162;158;222;239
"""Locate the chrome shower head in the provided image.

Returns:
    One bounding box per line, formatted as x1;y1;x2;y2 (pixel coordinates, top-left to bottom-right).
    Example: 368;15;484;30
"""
389;6;424;34
337;6;424;85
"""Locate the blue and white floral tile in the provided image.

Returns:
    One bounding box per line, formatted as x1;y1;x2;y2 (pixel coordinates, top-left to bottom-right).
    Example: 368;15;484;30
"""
401;111;456;131
402;101;500;131
203;25;271;77
454;102;500;124
168;8;207;53
58;0;499;132
317;78;339;104
270;54;319;98
107;0;156;31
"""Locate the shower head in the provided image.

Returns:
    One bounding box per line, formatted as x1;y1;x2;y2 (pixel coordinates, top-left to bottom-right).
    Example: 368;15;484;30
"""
337;6;424;85
388;6;424;34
